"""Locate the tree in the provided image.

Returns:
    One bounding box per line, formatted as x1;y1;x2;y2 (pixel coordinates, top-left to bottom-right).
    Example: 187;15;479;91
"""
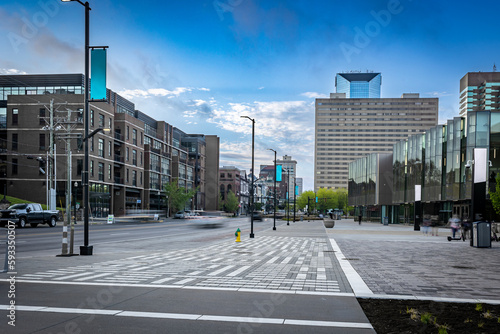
224;190;240;216
297;190;317;212
163;180;197;215
489;174;500;215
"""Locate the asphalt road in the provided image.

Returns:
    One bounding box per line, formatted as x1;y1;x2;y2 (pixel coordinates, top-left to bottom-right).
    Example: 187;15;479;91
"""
0;217;374;333
5;216;284;257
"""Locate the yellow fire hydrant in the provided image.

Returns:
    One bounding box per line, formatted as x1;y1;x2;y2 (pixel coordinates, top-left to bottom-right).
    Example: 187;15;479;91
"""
235;228;241;242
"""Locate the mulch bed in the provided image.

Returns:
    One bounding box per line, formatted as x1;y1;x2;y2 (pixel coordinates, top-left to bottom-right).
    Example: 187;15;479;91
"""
358;298;500;333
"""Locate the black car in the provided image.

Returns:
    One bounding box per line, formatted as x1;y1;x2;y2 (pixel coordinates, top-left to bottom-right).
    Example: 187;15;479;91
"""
252;212;263;221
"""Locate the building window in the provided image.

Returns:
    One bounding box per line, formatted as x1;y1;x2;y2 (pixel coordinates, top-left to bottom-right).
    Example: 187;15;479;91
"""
108;164;111;180
141;132;143;145
132;129;137;145
39;108;45;125
140;152;143;165
90;109;94;127
126;126;129;140
98;138;104;157
132;149;137;166
12;133;18;151
126;147;129;161
12;108;18;125
90;160;94;177
90;137;94;152
126;168;129;183
39;134;45;150
77;159;83;176
99;114;104;128
98;162;104;181
12;158;18;175
132;170;137;186
108;141;112;156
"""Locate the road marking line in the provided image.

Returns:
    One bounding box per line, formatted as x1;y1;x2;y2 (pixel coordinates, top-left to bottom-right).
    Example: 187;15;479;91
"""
284;319;373;329
151;277;175;284
174;278;196;285
226;266;251;277
328;238;373;295
266;256;279;263
117;310;200;320
1;304;373;329
208;265;235;276
53;272;95;281
75;273;114;281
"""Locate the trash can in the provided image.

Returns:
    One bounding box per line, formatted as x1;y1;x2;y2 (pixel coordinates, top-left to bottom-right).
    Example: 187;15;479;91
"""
383;217;388;225
472;221;491;248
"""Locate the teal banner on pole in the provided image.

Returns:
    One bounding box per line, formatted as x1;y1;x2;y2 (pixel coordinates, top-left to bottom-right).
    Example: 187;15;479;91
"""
276;165;282;182
295;185;298;196
91;49;107;100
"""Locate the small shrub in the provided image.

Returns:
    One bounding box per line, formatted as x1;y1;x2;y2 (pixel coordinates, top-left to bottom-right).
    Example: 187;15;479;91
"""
420;312;434;324
438;325;449;334
482;310;494;319
476;303;483;312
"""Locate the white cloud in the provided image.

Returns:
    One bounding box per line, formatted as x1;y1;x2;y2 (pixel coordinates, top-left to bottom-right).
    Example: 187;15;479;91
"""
0;68;27;75
118;87;205;99
208;100;313;140
301;92;328;99
424;91;452;97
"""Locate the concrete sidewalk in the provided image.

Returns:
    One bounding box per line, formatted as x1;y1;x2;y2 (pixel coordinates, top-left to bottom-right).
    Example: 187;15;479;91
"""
327;219;500;304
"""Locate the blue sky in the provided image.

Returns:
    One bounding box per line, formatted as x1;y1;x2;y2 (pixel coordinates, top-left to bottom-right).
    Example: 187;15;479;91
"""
1;0;500;191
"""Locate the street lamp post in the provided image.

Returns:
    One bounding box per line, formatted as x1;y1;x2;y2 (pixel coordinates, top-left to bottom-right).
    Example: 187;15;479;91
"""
61;0;93;255
285;168;290;226
268;148;277;230
293;177;296;223
241;116;255;238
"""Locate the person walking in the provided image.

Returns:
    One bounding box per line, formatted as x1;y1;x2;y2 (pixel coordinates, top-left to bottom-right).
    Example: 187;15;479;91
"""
449;215;461;239
422;215;431;236
358;214;362;225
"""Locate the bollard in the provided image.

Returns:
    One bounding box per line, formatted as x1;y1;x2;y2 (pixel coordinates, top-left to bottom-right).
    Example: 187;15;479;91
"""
235;228;241;242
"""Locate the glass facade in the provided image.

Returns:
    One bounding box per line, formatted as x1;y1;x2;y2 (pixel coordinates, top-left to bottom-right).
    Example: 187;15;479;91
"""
349;110;500;224
335;73;381;98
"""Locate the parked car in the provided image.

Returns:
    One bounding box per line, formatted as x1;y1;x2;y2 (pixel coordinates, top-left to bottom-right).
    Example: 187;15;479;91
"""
174;211;185;219
0;203;59;228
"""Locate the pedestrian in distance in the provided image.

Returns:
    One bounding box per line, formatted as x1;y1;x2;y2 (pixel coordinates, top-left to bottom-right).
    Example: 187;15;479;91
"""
430;217;439;236
449;215;461;239
421;215;431;236
358;214;362;225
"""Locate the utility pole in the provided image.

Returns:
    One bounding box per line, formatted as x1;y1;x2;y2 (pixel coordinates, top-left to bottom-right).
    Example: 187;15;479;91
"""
54;107;83;257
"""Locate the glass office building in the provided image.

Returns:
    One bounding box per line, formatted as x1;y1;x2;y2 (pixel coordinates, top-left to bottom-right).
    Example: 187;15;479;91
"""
349;111;500;224
335;73;381;98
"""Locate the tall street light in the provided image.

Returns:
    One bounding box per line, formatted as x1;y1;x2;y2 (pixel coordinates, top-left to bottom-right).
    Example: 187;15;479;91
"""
61;0;93;255
287;168;290;225
293;177;296;223
268;148;277;230
241;116;255;238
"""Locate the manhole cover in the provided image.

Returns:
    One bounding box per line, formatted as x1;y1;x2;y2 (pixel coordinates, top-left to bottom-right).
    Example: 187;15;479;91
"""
323;250;336;253
452;265;475;270
342;258;360;261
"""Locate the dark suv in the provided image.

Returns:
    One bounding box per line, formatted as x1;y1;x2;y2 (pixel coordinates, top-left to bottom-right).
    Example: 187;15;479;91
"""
252;212;263;221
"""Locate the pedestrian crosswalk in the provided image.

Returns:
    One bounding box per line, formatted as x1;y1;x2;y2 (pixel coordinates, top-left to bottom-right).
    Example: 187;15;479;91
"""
19;236;346;293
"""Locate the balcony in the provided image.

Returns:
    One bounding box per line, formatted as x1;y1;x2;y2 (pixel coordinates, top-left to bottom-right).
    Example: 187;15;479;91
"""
114;154;124;164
